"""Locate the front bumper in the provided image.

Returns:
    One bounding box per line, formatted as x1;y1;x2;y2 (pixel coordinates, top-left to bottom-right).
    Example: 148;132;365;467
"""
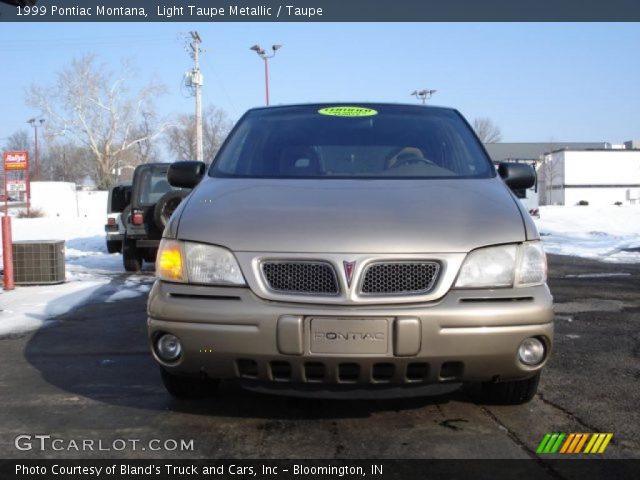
147;281;554;385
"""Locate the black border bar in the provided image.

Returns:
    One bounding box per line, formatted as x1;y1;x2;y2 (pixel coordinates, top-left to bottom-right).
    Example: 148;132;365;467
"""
3;459;640;480
2;0;640;22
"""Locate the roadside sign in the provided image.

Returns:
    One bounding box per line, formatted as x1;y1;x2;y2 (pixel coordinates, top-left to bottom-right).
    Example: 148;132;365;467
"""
7;180;27;192
3;151;29;171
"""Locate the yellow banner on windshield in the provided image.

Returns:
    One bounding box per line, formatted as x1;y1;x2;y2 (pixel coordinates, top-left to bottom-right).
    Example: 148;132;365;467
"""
318;106;378;117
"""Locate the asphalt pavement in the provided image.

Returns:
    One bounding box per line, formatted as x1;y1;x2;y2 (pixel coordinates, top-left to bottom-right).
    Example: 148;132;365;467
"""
0;254;639;461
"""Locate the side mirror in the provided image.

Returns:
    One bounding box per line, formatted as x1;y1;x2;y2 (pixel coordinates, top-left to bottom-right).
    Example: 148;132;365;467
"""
168;161;206;189
498;162;535;191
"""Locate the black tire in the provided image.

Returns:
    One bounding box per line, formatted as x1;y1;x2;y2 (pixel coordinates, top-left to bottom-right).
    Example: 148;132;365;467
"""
478;372;541;405
122;239;143;272
154;190;189;229
143;248;158;263
106;240;122;254
160;368;219;399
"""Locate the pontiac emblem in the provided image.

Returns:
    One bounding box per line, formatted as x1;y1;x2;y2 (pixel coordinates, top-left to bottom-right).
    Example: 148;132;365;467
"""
343;261;356;286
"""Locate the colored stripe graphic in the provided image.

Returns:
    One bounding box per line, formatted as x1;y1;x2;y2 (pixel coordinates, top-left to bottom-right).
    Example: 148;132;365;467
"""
538;433;613;454
544;433;559;453
536;433;552;453
574;433;589;453
597;433;613;453
560;433;575;453
550;433;566;453
567;433;582;453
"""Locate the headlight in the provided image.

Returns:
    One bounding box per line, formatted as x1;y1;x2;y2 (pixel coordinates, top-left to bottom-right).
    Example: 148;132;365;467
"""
515;241;547;287
455;244;516;288
455;241;546;289
156;239;246;286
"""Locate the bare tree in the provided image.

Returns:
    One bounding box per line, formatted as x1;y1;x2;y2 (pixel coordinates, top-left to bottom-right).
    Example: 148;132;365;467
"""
473;117;503;143
41;143;93;184
165;105;232;163
130;110;161;165
4;129;32;152
537;140;563;205
26;54;168;189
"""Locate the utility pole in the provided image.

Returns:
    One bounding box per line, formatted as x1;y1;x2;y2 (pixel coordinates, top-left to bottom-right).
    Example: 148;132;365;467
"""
27;117;45;180
190;31;204;162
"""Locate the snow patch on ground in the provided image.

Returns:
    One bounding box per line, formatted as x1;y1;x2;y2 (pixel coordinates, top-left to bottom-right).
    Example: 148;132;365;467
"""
0;186;138;336
0;280;108;336
536;205;640;263
105;277;153;303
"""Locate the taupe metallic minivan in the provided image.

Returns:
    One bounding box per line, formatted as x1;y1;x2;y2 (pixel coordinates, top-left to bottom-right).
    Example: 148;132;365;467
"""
148;104;553;404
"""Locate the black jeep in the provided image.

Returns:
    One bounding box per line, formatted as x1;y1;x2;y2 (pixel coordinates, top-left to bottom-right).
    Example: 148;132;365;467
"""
120;163;189;271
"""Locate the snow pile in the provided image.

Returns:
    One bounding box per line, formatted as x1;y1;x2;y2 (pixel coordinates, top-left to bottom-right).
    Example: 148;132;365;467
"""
0;185;152;337
0;190;121;278
536;205;640;263
0;280;107;336
30;182;108;218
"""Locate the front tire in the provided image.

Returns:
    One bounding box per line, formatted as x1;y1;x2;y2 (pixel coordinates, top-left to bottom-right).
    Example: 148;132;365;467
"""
478;372;541;405
160;368;219;399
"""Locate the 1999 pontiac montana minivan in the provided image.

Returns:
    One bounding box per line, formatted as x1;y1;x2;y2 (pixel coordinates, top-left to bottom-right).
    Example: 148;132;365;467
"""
147;104;553;404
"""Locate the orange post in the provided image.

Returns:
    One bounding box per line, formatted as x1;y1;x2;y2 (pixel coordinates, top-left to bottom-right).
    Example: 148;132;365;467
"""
2;215;14;290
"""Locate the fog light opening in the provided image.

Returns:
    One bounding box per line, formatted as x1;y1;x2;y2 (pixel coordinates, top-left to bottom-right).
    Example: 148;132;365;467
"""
156;333;182;362
518;337;546;366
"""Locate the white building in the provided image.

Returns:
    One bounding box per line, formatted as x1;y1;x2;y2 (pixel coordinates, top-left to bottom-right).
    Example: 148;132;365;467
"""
540;149;640;206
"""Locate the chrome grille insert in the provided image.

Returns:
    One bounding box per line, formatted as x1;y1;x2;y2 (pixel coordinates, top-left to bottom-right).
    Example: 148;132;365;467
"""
261;261;339;295
360;261;440;295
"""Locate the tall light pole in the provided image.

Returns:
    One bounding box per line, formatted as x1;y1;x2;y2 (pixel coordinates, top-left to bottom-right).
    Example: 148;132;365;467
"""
411;89;437;104
27;117;45;180
250;44;282;106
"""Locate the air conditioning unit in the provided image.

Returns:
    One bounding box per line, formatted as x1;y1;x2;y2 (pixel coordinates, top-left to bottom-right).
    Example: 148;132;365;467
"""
12;240;66;285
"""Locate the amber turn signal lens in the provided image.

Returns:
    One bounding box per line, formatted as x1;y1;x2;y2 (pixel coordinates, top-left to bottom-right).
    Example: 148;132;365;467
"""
157;240;185;282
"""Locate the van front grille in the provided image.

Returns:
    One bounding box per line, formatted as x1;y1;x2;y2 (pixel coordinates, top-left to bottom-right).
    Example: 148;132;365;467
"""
234;359;448;384
261;261;339;295
360;262;440;295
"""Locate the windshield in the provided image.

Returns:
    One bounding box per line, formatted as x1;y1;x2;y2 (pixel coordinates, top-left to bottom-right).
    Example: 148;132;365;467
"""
136;167;173;205
211;104;494;179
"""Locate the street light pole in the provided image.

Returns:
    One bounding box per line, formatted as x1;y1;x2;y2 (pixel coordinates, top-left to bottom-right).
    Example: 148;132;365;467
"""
263;55;270;106
27;117;45;180
250;44;282;106
411;89;437;105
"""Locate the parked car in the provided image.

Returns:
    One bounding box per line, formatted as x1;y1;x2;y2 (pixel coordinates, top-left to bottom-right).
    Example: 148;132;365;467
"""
105;183;131;254
121;163;189;272
147;103;553;404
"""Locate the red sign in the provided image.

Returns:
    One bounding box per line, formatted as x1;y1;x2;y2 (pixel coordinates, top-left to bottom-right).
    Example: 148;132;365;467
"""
3;151;29;171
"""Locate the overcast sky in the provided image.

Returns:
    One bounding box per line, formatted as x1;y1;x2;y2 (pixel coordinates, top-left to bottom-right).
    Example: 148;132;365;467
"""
1;22;639;146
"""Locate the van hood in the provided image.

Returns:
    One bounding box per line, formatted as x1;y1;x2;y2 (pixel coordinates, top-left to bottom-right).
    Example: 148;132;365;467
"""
175;177;527;253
